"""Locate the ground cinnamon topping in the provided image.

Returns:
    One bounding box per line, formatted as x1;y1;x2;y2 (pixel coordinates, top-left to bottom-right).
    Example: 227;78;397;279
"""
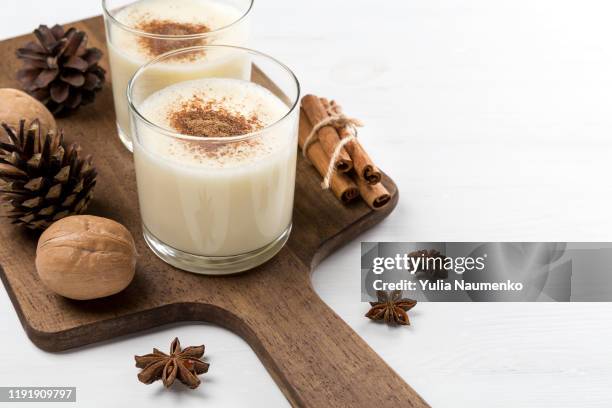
136;19;210;58
167;96;264;158
168;97;262;137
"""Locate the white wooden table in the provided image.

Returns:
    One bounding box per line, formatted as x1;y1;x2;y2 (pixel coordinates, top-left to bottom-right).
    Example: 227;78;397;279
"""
1;1;612;406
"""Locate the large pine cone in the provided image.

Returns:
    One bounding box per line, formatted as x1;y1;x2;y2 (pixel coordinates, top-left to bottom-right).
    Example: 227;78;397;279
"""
0;120;96;230
16;25;106;117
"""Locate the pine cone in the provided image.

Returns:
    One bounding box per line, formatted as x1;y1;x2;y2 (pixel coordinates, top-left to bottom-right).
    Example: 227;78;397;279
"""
0;120;96;230
16;25;105;117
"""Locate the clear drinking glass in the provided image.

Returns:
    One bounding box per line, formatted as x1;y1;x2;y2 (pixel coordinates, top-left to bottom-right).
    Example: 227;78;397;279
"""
128;46;300;274
102;0;253;152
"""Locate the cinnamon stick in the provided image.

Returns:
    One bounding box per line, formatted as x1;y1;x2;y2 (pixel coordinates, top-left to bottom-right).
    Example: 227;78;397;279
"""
298;109;359;203
301;94;353;173
322;98;382;185
355;175;391;210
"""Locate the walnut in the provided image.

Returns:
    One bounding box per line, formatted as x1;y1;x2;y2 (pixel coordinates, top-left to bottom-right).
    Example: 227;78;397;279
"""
35;215;137;300
0;88;57;135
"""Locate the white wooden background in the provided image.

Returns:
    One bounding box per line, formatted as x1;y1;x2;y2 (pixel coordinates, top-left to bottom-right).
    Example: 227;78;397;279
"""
1;1;612;407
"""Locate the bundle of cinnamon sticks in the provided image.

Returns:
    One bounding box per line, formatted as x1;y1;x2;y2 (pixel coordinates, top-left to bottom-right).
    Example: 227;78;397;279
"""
299;95;391;210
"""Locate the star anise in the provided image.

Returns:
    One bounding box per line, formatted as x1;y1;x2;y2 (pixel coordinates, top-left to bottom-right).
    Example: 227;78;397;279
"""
135;338;209;389
366;290;417;326
409;249;448;280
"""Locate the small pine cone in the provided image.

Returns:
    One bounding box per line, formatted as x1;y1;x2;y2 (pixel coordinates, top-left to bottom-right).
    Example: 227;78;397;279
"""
0;120;97;230
16;24;106;117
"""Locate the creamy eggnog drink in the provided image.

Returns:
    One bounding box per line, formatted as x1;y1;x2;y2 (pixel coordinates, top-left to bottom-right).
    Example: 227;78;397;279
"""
128;46;300;274
102;0;252;151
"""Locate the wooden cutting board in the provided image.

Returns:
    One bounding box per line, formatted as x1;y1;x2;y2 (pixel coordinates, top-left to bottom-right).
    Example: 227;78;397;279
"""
0;16;428;408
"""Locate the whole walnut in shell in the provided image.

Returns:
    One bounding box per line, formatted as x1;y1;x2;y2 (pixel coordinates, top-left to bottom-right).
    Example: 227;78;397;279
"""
0;88;56;135
35;215;136;300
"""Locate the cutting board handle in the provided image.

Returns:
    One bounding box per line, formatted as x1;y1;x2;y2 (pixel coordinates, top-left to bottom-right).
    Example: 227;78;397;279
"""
221;276;429;408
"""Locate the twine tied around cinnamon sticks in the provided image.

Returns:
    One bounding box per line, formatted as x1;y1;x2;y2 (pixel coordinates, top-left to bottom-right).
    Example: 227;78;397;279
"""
302;114;363;189
299;94;390;210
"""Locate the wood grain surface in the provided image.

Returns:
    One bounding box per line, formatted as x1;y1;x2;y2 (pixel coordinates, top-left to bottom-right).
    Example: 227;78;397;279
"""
0;16;428;407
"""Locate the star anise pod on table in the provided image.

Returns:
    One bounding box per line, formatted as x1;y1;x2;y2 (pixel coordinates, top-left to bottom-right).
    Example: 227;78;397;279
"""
135;338;210;389
366;290;417;326
409;249;448;280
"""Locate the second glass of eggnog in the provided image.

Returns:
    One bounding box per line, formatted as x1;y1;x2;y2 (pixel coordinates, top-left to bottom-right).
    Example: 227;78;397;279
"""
128;46;300;274
102;0;253;151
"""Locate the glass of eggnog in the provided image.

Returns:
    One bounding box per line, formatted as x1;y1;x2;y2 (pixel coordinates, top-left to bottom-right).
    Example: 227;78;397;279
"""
102;0;253;152
128;46;300;274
